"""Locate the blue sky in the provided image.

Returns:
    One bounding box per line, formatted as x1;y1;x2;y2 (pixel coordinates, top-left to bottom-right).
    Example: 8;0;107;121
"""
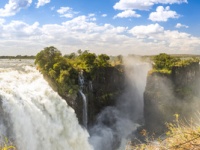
0;0;200;56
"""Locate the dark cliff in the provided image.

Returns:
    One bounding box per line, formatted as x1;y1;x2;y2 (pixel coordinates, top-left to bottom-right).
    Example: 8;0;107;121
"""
74;66;126;126
144;61;200;134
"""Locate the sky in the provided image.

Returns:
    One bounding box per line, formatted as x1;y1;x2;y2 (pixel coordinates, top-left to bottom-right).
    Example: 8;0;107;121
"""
0;0;200;56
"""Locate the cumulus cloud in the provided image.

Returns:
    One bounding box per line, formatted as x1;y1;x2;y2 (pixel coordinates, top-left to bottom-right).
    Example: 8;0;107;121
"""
0;15;200;56
57;7;79;18
114;0;153;11
0;15;130;55
0;18;5;32
2;21;41;38
60;15;127;34
113;0;187;10
36;0;50;8
0;0;32;17
88;13;95;17
57;7;71;14
0;18;5;24
128;23;200;54
175;23;189;28
101;14;107;17
129;23;164;38
114;10;141;19
149;6;180;22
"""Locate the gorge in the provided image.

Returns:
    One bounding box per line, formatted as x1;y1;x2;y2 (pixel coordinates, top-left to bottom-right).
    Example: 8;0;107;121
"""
0;50;200;150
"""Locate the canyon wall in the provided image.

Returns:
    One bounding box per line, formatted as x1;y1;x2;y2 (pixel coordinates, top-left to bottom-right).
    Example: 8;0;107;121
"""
144;61;200;134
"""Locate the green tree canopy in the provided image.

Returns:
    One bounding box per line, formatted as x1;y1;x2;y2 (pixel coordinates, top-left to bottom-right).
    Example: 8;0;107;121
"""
153;53;179;70
95;54;110;67
35;47;114;95
35;46;62;71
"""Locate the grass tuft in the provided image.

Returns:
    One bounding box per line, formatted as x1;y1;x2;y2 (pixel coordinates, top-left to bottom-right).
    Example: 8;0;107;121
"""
0;138;16;150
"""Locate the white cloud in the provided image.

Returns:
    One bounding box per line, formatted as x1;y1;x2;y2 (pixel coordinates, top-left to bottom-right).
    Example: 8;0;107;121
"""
57;7;71;14
114;0;153;11
129;23;164;38
87;14;96;21
0;16;200;56
2;21;41;37
154;0;188;4
0;18;5;24
0;18;5;32
0;0;32;17
175;23;189;28
128;23;200;54
113;0;187;10
36;0;50;8
60;15;125;33
50;6;55;11
0;16;130;55
57;7;79;18
88;13;95;17
101;14;107;17
149;6;180;22
114;10;141;19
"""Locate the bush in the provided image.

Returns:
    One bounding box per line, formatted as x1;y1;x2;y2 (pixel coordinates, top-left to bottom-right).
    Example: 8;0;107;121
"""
151;53;200;75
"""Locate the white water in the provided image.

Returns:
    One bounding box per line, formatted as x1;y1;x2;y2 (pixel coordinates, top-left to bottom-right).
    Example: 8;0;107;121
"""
0;59;93;150
78;72;88;128
79;91;88;128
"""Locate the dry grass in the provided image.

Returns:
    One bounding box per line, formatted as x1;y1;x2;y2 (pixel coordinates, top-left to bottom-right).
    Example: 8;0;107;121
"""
0;145;15;150
126;114;200;150
0;138;16;150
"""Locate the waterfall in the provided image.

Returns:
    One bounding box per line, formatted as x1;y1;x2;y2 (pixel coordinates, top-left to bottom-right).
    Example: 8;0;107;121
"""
79;91;88;128
78;70;88;128
0;59;93;150
89;81;93;91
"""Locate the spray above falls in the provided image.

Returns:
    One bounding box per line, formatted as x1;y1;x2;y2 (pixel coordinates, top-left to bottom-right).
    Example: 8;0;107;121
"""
89;57;151;150
0;60;93;150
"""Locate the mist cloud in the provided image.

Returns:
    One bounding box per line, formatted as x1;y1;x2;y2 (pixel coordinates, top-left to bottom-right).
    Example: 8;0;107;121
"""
89;56;151;150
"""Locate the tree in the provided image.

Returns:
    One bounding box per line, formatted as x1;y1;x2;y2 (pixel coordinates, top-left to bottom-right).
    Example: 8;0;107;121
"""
72;51;97;72
153;53;179;70
35;46;62;71
95;54;110;67
79;52;96;66
64;53;77;59
77;49;83;55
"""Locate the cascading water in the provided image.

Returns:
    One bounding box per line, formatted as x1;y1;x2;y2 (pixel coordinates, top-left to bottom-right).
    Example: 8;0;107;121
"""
79;91;88;128
89;57;151;150
0;59;93;150
78;71;88;128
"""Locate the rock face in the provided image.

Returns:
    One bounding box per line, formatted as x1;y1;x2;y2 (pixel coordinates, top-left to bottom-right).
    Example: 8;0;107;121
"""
74;66;126;127
43;65;126;128
144;62;200;134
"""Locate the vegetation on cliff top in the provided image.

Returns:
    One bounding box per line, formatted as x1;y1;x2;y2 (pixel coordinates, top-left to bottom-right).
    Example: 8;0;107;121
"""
34;46;121;96
150;53;199;75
